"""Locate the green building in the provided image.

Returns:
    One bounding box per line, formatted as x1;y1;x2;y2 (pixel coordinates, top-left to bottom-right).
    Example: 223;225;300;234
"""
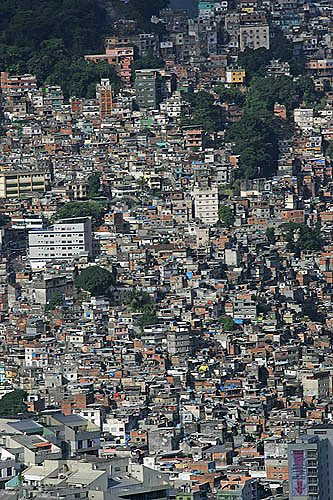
135;69;161;109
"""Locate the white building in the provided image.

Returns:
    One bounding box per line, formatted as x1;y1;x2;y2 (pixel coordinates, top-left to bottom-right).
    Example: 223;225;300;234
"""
25;345;49;368
192;185;219;225
239;23;270;51
294;108;314;130
28;217;93;267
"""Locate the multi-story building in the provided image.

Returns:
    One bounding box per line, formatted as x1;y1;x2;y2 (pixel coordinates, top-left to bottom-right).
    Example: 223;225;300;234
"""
85;46;134;84
43;86;64;111
232;294;257;320
288;435;330;500
226;66;246;84
167;324;194;357
0;72;37;91
29;274;73;305
184;128;205;151
135;69;161;109
239;22;270;51
96;78;113;117
306;59;333;86
0;170;50;198
309;425;333;500
25;345;49;368
216;479;259;500
43;413;101;458
294;108;314;130
28;217;93;265
192;185;219;225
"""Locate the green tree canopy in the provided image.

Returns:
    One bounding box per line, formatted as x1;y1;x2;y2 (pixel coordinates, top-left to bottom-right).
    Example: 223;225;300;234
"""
238;47;272;81
244;75;320;117
137;304;159;331
266;227;276;244
132;50;164;72
0;390;27;417
46;292;65;312
74;266;113;296
218;205;233;228
125;289;153;312
217;315;236;331
215;86;245;107
0;1;121;98
54;201;106;227
281;223;323;252
326;141;333;159
0;0;105;54
110;0;169;32
181;90;223;133
226;114;279;179
87;174;101;198
238;31;305;81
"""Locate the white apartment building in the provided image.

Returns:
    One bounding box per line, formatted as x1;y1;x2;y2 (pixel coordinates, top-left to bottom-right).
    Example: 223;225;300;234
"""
239;23;270;51
25;345;49;368
28;217;93;266
192;185;219;225
294;108;314;130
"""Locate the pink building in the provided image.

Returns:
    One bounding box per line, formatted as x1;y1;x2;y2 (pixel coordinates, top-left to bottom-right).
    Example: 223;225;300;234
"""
85;46;134;84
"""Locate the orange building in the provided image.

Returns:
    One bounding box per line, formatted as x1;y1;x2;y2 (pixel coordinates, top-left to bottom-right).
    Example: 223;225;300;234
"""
85;46;134;83
1;71;37;91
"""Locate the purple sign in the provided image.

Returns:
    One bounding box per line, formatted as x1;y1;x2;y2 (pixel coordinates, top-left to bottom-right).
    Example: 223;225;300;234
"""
292;450;307;496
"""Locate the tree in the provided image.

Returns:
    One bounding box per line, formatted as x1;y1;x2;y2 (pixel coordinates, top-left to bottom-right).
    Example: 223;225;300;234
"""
226;115;279;179
0;390;27;416
111;0;169;32
125;289;152;312
238;31;305;81
296;76;318;107
326;141;333;159
74;266;113;296
281;223;323;252
0;214;10;227
46;292;64;311
217;315;236;331
0;1;121;98
218;206;233;228
87;174;100;198
255;296;270;314
137;177;149;193
54;201;105;227
132;50;164;72
244;76;299;114
270;31;294;62
215;86;245;107
238;47;271;82
266;227;276;244
137;304;159;331
181;90;223;133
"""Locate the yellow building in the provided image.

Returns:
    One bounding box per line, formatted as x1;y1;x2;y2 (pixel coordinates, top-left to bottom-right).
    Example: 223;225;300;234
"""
0;169;49;198
226;67;246;84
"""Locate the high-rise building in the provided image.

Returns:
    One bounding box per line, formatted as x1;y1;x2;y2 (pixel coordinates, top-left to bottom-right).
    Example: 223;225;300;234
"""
167;323;194;357
288;435;330;500
135;69;161;109
192;185;219;225
309;425;333;500
28;217;93;266
96;79;113;118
